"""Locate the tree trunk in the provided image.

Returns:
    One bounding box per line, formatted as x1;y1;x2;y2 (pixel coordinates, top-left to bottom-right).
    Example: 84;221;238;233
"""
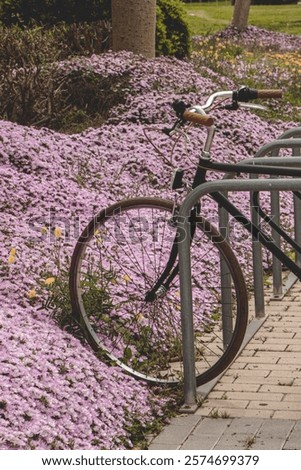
232;0;251;31
112;0;156;58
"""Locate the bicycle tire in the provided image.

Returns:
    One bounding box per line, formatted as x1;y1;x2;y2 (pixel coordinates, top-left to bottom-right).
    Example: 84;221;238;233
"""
69;197;248;385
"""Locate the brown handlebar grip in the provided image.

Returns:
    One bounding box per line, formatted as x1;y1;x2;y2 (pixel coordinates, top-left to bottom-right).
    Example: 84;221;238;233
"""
256;89;283;99
182;111;214;127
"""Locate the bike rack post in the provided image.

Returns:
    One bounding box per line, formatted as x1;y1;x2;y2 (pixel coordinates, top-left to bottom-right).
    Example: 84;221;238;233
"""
271;130;301;297
178;177;301;405
250;187;265;317
270;180;282;298
294;146;301;268
222;134;301;317
219;196;234;348
178;217;198;406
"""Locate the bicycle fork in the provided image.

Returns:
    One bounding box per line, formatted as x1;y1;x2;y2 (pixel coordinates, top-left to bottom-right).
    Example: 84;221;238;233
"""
144;127;215;302
144;207;198;302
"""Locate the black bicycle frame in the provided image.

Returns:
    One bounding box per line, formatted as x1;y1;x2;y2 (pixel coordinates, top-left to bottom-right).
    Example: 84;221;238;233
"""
144;156;301;301
211;191;301;280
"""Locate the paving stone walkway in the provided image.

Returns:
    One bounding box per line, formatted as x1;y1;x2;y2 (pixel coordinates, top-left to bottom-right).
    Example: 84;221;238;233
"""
148;416;301;450
149;281;301;450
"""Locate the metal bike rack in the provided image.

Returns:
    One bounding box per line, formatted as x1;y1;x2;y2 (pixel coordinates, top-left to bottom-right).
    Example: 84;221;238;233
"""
178;177;301;406
220;131;301;318
249;133;301;316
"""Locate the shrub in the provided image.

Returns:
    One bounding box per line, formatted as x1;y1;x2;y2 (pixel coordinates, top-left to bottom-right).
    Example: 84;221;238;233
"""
0;23;120;128
56;20;112;56
156;0;190;58
0;25;60;125
0;0;190;127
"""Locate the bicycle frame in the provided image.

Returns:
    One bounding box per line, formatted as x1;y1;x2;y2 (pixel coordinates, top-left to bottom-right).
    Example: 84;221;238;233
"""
69;87;301;390
145;149;301;302
210;188;301;280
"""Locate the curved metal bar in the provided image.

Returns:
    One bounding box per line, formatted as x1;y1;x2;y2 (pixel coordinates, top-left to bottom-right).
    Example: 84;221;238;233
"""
178;178;301;405
179;179;301;223
221;133;301;314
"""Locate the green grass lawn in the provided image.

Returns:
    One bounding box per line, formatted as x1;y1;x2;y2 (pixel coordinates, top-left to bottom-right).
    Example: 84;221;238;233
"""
183;0;301;36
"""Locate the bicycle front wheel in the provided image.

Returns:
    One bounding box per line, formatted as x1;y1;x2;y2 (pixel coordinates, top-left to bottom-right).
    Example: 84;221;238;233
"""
69;197;248;385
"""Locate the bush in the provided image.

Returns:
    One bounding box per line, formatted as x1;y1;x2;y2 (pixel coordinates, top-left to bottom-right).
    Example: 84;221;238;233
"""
0;25;60;125
156;0;190;58
0;22;117;128
0;0;190;58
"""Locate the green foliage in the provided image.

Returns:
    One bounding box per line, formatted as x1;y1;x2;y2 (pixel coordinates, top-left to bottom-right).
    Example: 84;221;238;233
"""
41;258;115;339
42;268;74;330
156;0;191;58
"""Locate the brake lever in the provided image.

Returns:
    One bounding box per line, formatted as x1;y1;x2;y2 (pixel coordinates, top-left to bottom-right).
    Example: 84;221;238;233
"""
223;100;268;112
239;103;268;111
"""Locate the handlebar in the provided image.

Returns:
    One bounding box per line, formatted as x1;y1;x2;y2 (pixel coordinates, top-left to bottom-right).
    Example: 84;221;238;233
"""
256;89;283;99
234;87;283;102
167;87;283;135
199;86;283;111
182;111;214;127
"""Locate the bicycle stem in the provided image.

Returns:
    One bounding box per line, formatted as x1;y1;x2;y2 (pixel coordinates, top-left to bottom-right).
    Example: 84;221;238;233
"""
203;125;216;155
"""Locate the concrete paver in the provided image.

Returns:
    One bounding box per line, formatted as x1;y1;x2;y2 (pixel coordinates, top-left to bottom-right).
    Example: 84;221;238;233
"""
283;421;301;450
209;418;262;450
251;420;295;450
149;417;301;450
180;418;232;450
151;424;198;447
149;281;301;450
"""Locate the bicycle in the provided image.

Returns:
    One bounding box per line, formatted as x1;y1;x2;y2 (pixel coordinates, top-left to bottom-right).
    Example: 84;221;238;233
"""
69;86;301;386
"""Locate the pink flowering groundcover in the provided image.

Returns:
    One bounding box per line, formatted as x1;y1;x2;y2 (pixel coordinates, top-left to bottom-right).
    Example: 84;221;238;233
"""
0;27;300;449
